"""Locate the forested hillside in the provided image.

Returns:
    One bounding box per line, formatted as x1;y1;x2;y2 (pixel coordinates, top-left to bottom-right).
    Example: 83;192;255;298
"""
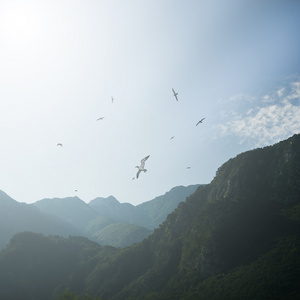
0;134;299;300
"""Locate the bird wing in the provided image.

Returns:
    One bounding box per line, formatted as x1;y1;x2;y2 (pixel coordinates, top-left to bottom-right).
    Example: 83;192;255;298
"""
172;89;178;100
140;155;150;168
136;169;141;178
196;118;205;125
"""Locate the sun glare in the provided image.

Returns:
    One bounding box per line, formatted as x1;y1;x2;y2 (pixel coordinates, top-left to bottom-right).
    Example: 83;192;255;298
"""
0;3;42;47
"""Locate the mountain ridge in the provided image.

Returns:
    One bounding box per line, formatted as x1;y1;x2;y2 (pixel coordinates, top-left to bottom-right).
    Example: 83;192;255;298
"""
0;184;199;249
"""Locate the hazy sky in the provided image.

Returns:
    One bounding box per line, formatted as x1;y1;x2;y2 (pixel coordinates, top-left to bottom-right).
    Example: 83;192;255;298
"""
0;0;300;205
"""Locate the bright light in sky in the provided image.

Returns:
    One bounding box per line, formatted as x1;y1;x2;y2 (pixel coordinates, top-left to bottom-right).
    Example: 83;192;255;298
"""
1;3;41;45
0;0;300;205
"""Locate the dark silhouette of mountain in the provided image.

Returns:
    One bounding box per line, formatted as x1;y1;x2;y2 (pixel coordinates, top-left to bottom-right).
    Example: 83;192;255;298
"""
0;134;299;299
0;191;80;250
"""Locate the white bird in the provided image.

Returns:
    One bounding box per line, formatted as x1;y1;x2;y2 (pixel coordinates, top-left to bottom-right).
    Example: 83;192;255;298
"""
135;155;150;179
172;88;179;101
57;143;63;147
196;118;205;126
97;117;104;121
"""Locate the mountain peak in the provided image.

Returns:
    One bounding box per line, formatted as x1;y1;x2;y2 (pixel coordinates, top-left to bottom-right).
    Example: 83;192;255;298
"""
89;195;119;206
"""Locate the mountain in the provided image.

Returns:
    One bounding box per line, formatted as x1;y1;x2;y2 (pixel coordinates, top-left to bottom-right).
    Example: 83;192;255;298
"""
0;191;80;250
33;185;199;247
0;184;196;251
133;184;200;229
34;196;100;230
89;184;200;230
89;196;135;224
0;134;299;299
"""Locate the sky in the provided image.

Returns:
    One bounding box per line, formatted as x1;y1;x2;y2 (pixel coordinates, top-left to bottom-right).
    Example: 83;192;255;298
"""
0;0;300;205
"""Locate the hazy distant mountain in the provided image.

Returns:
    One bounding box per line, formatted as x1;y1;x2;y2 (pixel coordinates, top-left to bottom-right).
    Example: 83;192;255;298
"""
89;195;135;224
89;184;200;230
33;185;199;247
1;134;299;299
34;196;99;230
92;223;152;248
0;191;80;250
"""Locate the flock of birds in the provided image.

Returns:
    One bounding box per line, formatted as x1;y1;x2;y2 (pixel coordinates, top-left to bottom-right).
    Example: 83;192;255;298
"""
57;88;205;183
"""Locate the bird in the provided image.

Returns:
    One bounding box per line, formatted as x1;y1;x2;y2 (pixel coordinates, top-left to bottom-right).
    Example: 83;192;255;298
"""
196;118;205;126
172;88;178;101
186;167;191;169
97;117;104;121
111;97;114;103
57;143;63;147
170;136;175;140
135;155;150;179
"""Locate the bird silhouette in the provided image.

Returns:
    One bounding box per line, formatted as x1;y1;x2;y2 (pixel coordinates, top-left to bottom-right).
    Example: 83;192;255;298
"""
97;117;104;121
172;88;179;101
196;118;205;126
135;155;150;178
57;143;63;147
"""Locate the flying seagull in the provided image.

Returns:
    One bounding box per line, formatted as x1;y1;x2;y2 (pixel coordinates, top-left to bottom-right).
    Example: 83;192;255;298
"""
57;143;63;147
196;118;205;126
97;117;104;121
172;88;178;101
186;167;191;169
170;136;175;140
111;97;114;103
135;155;150;179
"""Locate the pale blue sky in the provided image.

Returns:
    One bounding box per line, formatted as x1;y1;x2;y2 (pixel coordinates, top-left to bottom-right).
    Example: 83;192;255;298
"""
0;0;300;205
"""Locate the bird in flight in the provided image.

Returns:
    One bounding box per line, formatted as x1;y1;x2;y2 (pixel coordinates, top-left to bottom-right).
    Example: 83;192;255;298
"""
135;155;150;179
97;117;104;121
196;118;205;126
186;167;191;169
172;88;178;101
170;136;175;140
112;97;114;103
57;143;63;147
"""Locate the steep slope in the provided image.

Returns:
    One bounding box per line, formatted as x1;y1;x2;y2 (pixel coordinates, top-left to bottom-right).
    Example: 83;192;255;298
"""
133;184;200;229
0;191;80;250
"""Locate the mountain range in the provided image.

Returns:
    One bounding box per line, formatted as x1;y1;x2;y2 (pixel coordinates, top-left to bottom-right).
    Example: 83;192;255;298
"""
0;134;299;299
0;184;199;249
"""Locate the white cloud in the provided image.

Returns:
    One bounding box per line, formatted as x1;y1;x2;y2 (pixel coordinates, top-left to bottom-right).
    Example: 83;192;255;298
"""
218;81;300;147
